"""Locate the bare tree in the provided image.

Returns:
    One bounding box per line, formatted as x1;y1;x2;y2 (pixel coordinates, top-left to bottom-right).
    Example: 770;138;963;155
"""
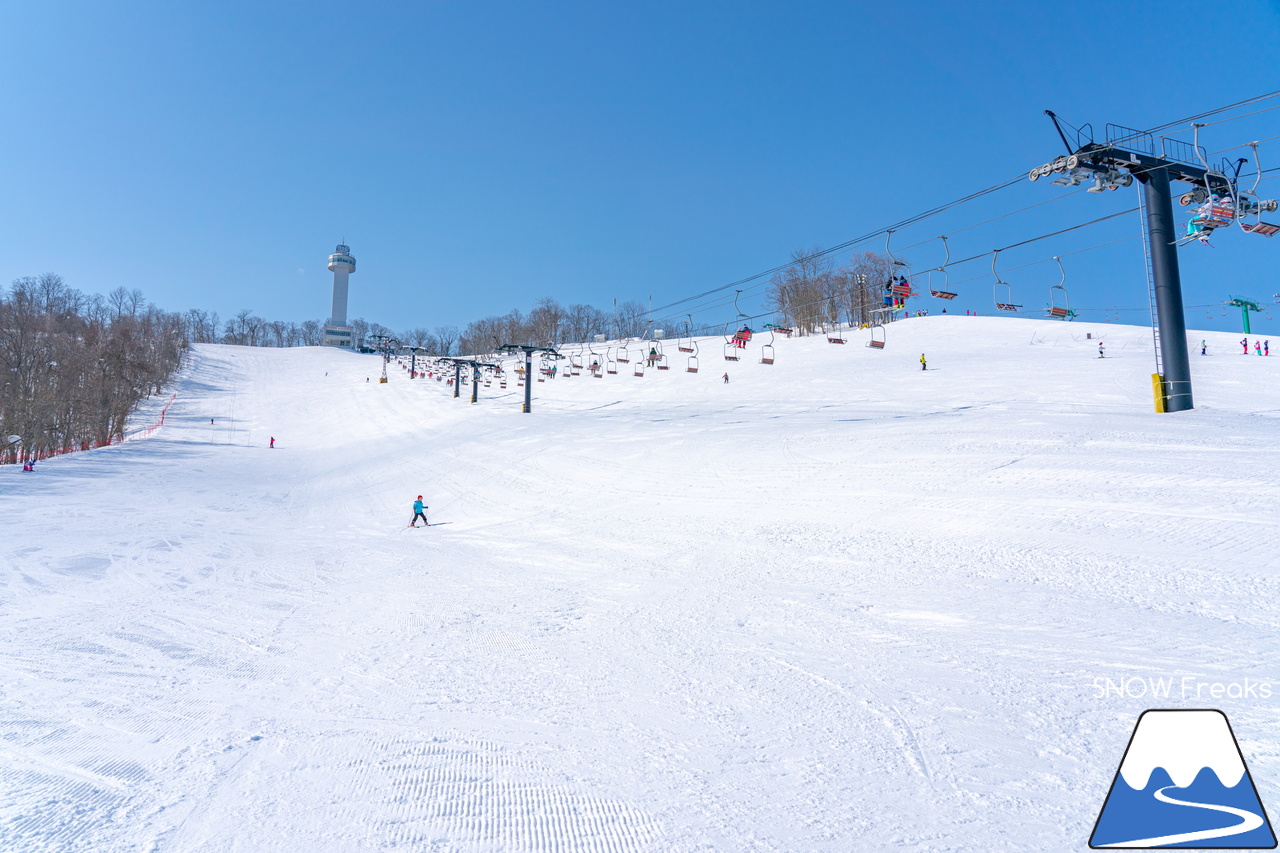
433;325;459;357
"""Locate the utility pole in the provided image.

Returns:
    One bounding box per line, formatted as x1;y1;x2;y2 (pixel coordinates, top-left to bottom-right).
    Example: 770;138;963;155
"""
499;344;560;413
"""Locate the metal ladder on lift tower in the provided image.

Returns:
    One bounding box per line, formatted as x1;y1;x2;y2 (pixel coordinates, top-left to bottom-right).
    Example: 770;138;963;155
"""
1137;190;1165;408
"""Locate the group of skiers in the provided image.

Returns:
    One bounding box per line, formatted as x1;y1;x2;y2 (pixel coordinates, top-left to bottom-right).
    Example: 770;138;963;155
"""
1241;338;1271;356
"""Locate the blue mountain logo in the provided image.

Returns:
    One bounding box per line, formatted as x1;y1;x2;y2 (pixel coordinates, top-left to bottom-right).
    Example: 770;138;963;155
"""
1091;709;1276;848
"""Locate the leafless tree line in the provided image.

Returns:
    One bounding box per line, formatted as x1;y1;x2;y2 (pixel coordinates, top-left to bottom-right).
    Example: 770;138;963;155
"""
762;248;903;336
455;297;651;357
0;274;187;462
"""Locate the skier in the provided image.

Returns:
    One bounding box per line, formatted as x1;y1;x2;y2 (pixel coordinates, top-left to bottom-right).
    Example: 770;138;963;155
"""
920;353;927;371
1242;338;1249;354
1266;340;1271;356
722;372;729;384
1098;342;1105;358
1201;340;1207;356
410;495;428;528
22;459;34;472
1256;341;1263;356
269;436;275;449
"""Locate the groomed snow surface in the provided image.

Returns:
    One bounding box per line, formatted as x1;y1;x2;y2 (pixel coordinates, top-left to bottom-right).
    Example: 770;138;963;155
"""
3;315;1279;852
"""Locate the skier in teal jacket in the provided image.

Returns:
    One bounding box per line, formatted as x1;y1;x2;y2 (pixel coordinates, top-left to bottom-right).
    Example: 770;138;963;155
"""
410;496;428;527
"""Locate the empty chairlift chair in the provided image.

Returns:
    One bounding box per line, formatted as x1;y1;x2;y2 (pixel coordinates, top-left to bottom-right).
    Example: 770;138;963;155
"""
928;235;957;300
679;316;696;354
1045;256;1075;319
991;249;1021;312
686;339;699;373
760;328;776;364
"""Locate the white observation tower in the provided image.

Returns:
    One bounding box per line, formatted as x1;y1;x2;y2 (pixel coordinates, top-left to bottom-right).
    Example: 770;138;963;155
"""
322;242;356;348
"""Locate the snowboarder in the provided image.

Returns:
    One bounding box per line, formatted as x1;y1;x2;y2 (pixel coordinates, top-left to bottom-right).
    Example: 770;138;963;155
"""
410;496;428;528
920;353;927;371
722;372;729;383
269;436;275;449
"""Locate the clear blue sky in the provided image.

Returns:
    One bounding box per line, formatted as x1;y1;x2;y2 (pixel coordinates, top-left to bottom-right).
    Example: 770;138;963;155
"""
4;1;1280;336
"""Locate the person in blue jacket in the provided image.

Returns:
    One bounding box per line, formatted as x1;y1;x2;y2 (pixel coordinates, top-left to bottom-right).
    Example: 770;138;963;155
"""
410;495;428;527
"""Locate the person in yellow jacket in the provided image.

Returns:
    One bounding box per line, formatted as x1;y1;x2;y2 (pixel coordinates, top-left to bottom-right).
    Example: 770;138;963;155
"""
920;353;927;371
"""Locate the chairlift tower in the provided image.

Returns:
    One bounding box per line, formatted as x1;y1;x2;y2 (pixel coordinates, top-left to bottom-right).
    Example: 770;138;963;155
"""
323;243;357;348
1228;297;1262;334
1028;114;1277;412
499;344;560;412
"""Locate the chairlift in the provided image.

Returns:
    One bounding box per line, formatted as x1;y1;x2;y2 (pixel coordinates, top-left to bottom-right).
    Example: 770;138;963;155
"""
886;230;915;301
615;339;630;363
606;346;618;375
569;351;584;374
633;358;644;376
867;319;886;349
686;338;700;373
992;249;1021;311
723;324;741;361
1045;256;1075;319
760;328;776;364
1237;142;1280;237
1178;124;1238;246
679;315;696;353
827;315;847;344
929;235;957;300
652;339;670;370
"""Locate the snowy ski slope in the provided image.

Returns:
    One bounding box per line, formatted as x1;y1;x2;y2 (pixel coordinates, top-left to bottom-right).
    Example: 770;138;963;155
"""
3;315;1279;852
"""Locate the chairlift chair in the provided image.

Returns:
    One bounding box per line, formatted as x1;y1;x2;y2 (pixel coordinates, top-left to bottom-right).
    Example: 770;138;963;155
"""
679;315;696;353
885;230;915;302
633;359;644;377
606;347;618;375
723;324;741;361
867;322;886;349
1237;142;1280;237
1045;256;1075;319
929;236;958;299
760;328;776;364
651;339;669;370
686;338;699;373
827;319;847;344
991;249;1022;311
1177;123;1239;246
